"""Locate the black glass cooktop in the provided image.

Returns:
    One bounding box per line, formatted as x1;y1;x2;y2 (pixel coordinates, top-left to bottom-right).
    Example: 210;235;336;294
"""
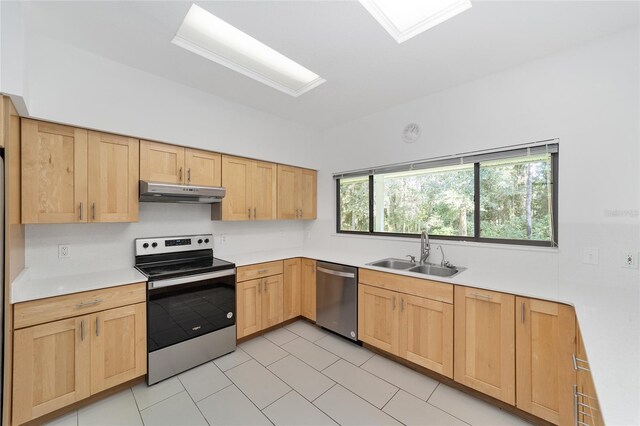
137;257;235;281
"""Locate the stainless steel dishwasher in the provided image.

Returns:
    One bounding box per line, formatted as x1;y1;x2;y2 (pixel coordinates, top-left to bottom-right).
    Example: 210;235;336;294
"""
316;261;358;341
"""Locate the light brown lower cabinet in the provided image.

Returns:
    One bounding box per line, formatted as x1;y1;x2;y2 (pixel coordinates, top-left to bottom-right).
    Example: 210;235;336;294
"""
358;283;454;378
454;286;516;404
12;301;146;425
236;262;284;339
283;258;302;320
300;259;316;321
516;297;576;425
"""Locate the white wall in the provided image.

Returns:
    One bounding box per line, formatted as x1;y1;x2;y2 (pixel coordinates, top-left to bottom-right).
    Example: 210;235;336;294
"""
310;28;640;423
21;35;321;276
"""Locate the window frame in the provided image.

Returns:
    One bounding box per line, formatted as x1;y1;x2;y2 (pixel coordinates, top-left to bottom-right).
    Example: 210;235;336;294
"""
336;152;559;247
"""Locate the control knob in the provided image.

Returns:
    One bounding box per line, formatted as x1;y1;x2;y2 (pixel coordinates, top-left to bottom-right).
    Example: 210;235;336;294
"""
152;242;158;248
142;243;149;249
198;239;203;244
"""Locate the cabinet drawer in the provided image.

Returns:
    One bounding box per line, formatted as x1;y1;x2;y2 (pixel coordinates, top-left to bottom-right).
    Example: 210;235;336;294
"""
237;261;283;282
359;269;453;304
14;283;146;329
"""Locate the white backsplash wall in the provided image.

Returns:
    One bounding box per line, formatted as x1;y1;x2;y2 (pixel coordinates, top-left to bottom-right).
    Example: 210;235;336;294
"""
25;203;305;278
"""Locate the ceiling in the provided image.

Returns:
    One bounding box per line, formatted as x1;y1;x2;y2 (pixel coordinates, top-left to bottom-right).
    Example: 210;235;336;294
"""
22;1;639;129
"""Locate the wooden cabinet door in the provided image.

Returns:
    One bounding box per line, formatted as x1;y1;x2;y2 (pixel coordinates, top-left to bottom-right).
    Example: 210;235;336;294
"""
277;165;299;220
221;155;253;221
22;119;88;224
90;303;146;394
516;298;576;425
454;286;515;404
300;169;317;220
140;140;185;184
237;279;262;338
283;258;302;320
358;284;400;355
184;148;221;187
252;161;277;220
261;275;284;329
399;294;453;378
87;131;139;223
300;259;317;321
13;316;91;425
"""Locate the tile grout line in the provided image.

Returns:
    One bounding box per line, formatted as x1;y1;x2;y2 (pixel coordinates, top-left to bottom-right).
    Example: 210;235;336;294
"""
176;379;212;426
380;387;401;411
220;362;277;425
424;399;474;426
259;388;294;412
359;355;440;402
127;387;146;426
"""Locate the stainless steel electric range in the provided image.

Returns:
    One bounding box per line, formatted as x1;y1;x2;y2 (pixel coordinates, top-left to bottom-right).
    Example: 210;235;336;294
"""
134;234;236;385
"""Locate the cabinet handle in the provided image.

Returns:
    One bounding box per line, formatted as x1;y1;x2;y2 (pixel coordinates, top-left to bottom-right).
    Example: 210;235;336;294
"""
257;269;268;274
80;320;85;341
248;208;251;219
258;280;262;294
254;208;256;219
187;168;191;183
400;298;404;312
572;354;591;372
300;209;303;218
92;202;96;220
521;302;525;323
392;296;396;310
471;292;492;300
76;299;103;309
95;317;100;336
179;167;183;182
79;202;84;220
263;280;267;293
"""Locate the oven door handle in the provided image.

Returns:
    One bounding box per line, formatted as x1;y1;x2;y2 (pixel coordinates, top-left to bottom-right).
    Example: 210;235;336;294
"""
148;269;236;289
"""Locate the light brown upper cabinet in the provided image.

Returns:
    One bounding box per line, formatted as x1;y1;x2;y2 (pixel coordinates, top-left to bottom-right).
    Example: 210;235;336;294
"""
454;286;516;405
216;155;276;221
516;297;576;425
140;141;185;184
277;165;317;220
22;119;88;224
22;120;139;224
88;131;139;222
184;147;222;186
140;140;222;187
283;258;302;321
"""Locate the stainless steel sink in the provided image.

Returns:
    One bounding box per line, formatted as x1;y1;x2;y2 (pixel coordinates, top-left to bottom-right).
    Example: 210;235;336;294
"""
367;258;416;270
367;257;465;278
408;264;464;278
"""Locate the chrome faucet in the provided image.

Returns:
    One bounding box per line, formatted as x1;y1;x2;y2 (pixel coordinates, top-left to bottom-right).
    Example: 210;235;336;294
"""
420;229;430;264
437;245;454;268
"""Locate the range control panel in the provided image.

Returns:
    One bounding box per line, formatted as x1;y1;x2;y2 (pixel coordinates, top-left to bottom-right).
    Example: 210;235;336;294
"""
135;234;213;256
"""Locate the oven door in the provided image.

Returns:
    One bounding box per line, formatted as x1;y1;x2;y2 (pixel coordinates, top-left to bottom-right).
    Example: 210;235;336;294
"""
147;269;236;353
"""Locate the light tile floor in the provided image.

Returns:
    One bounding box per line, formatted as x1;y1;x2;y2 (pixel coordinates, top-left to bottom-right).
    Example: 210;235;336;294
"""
46;320;531;426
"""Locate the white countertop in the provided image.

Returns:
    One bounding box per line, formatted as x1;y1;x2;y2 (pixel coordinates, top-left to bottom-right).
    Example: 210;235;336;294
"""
225;247;638;425
11;267;148;304
11;247;638;424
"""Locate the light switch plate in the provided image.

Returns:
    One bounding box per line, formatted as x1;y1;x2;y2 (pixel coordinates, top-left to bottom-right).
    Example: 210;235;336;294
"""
622;252;638;269
582;247;599;265
58;244;70;258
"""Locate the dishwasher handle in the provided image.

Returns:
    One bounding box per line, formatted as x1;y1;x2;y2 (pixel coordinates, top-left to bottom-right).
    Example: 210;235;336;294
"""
317;266;356;279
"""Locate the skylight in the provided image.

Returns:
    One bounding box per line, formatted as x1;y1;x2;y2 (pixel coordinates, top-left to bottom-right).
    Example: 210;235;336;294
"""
172;4;325;97
360;0;472;43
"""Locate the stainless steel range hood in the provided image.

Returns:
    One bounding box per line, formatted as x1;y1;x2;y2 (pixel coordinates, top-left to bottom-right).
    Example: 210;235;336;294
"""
139;181;226;204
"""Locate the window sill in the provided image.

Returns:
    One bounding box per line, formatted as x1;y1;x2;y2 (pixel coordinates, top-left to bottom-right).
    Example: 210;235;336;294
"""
330;232;559;253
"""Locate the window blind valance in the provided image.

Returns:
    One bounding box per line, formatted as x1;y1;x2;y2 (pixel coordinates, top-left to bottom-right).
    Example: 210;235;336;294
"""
333;139;559;179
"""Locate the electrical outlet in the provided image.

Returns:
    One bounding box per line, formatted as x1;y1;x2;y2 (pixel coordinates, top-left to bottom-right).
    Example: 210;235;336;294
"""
58;244;70;258
623;252;638;269
582;247;599;265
